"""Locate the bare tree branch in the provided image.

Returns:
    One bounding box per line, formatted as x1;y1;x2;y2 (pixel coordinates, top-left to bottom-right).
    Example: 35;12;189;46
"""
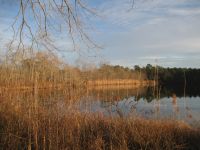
9;0;99;57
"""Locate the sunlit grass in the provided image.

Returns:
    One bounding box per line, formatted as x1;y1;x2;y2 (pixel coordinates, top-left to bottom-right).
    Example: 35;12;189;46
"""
0;52;200;150
0;90;200;150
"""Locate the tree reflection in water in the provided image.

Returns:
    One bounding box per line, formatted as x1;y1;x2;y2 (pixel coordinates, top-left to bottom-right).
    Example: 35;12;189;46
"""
80;85;200;126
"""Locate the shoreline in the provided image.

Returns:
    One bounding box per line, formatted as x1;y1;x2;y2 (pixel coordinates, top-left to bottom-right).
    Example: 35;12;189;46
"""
0;79;155;91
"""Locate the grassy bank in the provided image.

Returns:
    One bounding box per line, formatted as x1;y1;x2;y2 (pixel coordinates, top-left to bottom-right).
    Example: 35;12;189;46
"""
0;52;149;90
0;88;200;150
87;79;155;86
0;53;199;150
0;79;154;92
1;106;200;150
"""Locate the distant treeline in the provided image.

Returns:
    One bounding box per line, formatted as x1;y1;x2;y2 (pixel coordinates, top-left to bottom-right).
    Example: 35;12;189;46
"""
134;64;200;87
0;52;147;88
82;64;147;80
0;52;199;88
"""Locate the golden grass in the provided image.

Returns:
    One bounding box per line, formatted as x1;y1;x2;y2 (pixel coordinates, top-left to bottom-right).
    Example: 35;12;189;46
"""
1;52;199;149
1;103;200;150
0;89;199;150
87;79;155;86
87;84;148;90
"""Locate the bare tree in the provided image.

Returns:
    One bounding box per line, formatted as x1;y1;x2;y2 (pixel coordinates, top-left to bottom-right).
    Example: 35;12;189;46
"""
5;0;135;59
8;0;99;56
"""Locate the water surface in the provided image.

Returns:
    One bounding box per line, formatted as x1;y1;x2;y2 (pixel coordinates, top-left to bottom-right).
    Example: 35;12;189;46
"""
1;86;200;127
76;86;200;127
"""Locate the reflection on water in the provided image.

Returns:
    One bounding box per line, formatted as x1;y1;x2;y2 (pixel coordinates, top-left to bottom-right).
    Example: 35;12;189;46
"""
77;86;200;127
1;86;200;127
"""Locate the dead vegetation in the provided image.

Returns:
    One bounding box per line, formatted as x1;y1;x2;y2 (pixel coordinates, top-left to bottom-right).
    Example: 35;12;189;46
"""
0;51;151;91
0;52;199;150
1;108;200;149
0;90;200;150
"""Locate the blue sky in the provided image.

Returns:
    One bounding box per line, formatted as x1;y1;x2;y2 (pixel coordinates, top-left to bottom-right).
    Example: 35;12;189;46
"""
0;0;200;68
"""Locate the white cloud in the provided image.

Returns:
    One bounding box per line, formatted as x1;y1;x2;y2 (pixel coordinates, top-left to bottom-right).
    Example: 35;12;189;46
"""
97;0;200;67
168;8;200;16
1;0;200;67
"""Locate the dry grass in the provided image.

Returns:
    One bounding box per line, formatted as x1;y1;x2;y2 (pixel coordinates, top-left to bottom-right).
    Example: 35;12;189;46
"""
0;53;199;149
1;101;200;150
0;84;199;150
87;79;154;86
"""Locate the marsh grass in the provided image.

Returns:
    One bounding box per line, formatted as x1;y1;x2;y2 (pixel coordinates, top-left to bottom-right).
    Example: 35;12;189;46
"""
0;90;200;150
0;53;200;150
1;110;200;150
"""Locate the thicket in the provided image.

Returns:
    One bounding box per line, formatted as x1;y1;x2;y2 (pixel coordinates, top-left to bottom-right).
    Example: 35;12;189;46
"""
0;52;147;88
134;64;200;86
1;90;199;150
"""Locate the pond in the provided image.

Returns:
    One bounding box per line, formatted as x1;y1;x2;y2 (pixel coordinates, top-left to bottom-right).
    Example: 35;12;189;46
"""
1;86;200;150
1;85;200;127
75;86;200;127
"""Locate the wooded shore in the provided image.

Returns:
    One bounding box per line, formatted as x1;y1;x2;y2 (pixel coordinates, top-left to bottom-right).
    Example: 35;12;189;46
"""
87;79;155;86
0;79;155;91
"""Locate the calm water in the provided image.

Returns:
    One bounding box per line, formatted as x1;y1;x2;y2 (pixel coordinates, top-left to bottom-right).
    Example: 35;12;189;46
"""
75;86;200;126
2;86;200;127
